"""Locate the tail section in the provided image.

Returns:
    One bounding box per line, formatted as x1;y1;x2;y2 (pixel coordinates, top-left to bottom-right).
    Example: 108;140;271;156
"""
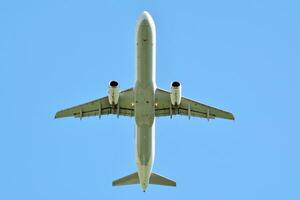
112;172;176;187
149;172;176;186
112;172;139;186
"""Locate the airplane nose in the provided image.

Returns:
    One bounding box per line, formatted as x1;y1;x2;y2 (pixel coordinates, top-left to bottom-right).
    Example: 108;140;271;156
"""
136;11;156;34
138;11;153;25
142;11;150;19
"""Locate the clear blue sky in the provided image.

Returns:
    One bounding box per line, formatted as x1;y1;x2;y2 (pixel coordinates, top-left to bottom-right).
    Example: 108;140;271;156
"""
1;0;300;199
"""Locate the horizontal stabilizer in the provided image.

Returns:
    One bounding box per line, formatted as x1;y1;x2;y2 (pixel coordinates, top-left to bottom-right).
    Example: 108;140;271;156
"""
149;172;176;187
112;172;176;187
112;172;139;186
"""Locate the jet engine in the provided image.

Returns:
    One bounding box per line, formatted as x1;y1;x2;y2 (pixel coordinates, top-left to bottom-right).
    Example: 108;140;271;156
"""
170;81;182;106
108;80;120;105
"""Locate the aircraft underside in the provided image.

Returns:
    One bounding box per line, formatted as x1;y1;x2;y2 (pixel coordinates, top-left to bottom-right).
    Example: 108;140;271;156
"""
55;11;234;192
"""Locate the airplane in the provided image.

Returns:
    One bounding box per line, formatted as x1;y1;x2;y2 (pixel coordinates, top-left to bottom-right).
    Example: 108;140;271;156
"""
55;11;235;192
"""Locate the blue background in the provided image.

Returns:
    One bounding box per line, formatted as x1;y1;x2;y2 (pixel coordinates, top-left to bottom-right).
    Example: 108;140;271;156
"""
1;0;300;199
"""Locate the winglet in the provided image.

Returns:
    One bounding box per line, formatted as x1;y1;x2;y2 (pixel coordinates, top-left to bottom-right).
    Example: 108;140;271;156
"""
228;112;235;120
54;111;63;119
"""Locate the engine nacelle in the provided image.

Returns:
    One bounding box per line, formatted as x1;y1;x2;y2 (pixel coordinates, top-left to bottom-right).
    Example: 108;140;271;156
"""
170;81;182;106
108;80;120;105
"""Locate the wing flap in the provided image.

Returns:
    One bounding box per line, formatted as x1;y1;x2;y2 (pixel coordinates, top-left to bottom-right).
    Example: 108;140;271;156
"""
155;107;216;119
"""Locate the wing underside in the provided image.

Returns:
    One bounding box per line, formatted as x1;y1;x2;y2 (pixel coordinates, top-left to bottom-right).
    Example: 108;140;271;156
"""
55;88;134;119
155;88;234;120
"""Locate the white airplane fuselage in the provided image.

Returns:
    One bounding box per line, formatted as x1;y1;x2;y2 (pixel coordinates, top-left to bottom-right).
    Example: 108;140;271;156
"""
134;12;157;191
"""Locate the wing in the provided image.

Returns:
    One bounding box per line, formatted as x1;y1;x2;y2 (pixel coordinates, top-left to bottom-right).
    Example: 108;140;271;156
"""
155;88;234;120
55;88;134;119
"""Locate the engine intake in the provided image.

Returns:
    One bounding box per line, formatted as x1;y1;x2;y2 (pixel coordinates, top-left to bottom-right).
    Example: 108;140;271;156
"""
109;80;118;87
170;81;182;106
108;80;120;105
